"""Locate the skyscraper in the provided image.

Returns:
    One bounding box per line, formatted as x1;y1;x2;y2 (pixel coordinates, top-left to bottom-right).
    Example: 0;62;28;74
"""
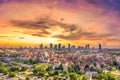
68;44;71;50
40;43;43;49
54;44;57;50
98;44;102;50
85;44;90;50
58;43;61;50
87;44;90;50
50;43;53;49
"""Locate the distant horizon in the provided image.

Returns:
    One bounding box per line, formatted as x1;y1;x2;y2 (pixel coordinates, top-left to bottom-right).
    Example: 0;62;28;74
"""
0;42;119;49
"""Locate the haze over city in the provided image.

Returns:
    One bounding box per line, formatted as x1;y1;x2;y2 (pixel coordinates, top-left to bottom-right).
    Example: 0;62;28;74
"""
0;0;120;48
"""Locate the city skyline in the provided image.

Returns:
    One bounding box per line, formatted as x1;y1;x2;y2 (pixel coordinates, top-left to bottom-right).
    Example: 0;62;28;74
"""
0;42;104;50
0;0;120;48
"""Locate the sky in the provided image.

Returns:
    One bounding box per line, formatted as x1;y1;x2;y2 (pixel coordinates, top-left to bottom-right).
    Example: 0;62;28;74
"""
0;0;120;48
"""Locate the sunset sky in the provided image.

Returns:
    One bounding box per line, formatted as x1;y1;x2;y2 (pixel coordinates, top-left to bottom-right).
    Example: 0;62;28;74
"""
0;0;120;48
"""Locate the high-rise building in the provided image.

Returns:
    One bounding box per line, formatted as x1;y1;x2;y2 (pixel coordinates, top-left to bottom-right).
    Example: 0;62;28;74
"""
62;45;65;50
78;46;80;50
68;44;71;50
45;46;47;49
58;43;61;50
40;43;43;49
54;44;57;50
85;45;87;50
87;44;90;49
50;43;53;49
98;44;102;50
71;45;75;50
85;44;90;50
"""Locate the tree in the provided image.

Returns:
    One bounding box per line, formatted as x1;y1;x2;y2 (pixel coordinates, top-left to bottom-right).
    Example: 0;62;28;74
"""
0;66;8;75
68;65;74;73
97;69;103;74
54;75;59;80
73;64;81;74
90;65;96;71
58;64;63;71
47;70;54;76
69;73;77;80
33;67;46;77
81;75;88;80
21;66;27;71
0;62;4;67
9;72;16;77
54;70;59;75
106;73;115;80
109;66;116;71
46;66;52;71
63;70;69;75
24;60;29;64
111;61;118;67
10;66;21;72
101;62;105;68
84;64;89;71
97;73;116;80
26;76;31;80
0;66;6;73
3;69;8;75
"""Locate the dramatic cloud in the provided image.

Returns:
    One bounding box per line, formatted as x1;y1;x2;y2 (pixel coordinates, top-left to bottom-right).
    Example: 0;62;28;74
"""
11;17;79;38
11;17;119;41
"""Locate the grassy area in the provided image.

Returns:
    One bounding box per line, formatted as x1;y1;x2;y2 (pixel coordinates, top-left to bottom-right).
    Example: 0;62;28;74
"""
19;70;33;75
110;70;120;78
10;60;23;63
36;63;51;68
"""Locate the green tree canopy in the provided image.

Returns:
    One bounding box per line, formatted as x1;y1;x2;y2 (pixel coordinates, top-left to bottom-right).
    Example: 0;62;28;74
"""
69;72;77;80
33;66;46;77
81;75;88;80
9;72;16;77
